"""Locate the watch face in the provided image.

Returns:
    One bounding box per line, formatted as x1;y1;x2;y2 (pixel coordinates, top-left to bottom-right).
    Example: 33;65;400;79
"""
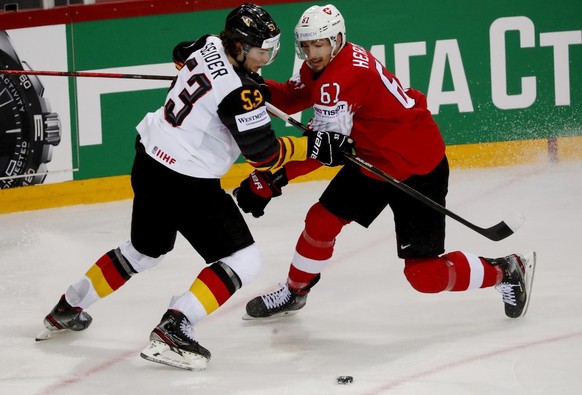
1;31;60;189
0;71;46;188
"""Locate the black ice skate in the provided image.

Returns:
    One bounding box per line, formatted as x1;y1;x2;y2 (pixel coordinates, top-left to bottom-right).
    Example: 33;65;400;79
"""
243;283;309;320
35;295;93;341
488;252;537;318
140;309;210;371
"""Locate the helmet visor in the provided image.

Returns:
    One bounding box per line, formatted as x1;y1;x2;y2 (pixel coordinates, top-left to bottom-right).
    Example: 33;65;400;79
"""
260;33;281;65
294;25;321;59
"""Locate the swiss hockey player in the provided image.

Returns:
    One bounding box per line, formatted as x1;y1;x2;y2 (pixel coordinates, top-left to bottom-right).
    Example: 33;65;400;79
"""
234;4;536;321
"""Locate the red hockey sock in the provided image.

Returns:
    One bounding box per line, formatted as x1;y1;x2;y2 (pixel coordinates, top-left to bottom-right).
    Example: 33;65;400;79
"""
287;203;350;292
404;251;502;293
288;265;319;294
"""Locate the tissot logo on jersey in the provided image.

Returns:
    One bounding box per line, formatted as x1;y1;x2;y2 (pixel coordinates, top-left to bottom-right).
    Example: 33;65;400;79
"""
235;106;270;132
311;101;353;134
313;102;348;119
152;146;176;165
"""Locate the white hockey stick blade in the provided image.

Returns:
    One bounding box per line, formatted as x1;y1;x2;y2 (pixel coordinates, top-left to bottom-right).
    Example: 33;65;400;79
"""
504;211;525;233
140;341;208;371
520;251;537;318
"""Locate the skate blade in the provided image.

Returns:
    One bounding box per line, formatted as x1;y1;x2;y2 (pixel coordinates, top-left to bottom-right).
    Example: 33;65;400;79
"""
35;326;67;342
140;341;208;371
520;251;537;317
242;309;300;321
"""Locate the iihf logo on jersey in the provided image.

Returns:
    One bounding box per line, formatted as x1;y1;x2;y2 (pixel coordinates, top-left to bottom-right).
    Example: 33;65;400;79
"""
152;146;176;165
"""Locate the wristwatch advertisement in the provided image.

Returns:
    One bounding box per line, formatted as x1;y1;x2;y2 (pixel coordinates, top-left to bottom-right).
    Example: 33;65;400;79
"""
0;30;61;189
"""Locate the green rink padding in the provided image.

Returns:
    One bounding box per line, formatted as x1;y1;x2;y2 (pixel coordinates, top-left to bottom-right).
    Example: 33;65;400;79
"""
65;0;580;180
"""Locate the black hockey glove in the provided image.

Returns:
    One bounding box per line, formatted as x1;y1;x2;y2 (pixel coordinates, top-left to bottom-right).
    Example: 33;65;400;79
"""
234;168;289;218
306;131;354;167
173;39;201;70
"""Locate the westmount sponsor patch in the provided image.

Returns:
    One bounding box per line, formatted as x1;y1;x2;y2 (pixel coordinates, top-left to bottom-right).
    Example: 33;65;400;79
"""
235;107;270;132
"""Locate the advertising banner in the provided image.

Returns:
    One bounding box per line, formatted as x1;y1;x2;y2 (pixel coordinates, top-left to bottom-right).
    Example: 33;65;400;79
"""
1;0;580;188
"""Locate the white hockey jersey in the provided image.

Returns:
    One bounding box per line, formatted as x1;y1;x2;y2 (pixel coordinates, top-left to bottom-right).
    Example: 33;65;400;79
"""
136;35;278;179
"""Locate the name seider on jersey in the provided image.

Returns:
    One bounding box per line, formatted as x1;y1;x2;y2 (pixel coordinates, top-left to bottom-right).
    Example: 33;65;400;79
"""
200;41;228;79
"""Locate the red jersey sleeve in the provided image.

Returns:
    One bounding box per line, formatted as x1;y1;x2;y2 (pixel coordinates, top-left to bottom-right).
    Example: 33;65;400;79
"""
266;77;311;115
284;158;323;181
266;62;315;115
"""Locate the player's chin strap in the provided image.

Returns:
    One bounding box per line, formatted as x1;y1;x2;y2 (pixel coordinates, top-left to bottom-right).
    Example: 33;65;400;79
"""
236;44;252;68
264;101;524;242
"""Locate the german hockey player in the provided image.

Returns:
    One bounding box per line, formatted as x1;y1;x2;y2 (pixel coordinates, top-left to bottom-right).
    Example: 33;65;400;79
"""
36;3;353;371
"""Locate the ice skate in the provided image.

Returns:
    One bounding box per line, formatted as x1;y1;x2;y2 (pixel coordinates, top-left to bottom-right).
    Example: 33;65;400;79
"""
140;309;210;371
489;252;537;318
243;283;308;320
35;295;93;341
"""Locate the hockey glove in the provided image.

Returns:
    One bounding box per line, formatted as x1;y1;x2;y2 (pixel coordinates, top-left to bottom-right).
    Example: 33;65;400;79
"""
307;131;354;167
173;41;197;70
234;168;288;218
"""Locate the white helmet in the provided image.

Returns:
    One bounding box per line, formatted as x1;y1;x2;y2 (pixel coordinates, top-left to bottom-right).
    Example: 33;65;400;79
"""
294;4;346;61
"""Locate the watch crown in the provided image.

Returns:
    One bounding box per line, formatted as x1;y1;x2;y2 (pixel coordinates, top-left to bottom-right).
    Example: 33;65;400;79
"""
44;112;61;146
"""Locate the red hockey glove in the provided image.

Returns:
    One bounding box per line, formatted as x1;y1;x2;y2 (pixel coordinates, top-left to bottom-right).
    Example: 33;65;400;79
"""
234;168;288;218
306;131;354;167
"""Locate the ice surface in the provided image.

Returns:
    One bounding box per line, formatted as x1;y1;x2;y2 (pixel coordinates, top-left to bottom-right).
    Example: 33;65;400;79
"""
1;161;581;394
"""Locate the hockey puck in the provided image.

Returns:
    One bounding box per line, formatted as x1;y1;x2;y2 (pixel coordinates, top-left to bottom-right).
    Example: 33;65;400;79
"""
336;376;353;384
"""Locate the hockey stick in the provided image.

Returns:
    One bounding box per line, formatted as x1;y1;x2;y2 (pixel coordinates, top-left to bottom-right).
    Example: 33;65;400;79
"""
265;101;524;241
0;69;175;81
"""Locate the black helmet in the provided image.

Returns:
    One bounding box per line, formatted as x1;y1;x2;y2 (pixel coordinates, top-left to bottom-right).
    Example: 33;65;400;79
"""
222;3;281;65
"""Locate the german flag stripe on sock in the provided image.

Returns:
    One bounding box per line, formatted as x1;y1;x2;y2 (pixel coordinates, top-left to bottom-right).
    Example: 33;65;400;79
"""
189;261;242;314
85;249;135;298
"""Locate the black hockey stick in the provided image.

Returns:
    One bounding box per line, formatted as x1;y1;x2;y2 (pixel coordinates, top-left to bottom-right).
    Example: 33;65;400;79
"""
0;69;175;81
265;102;524;241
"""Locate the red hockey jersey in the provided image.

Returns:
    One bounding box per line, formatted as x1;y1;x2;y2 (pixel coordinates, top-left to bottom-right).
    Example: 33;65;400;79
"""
267;42;445;181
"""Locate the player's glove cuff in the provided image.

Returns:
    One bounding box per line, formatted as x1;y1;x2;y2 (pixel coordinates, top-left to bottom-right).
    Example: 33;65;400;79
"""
233;168;288;218
306;131;354;167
